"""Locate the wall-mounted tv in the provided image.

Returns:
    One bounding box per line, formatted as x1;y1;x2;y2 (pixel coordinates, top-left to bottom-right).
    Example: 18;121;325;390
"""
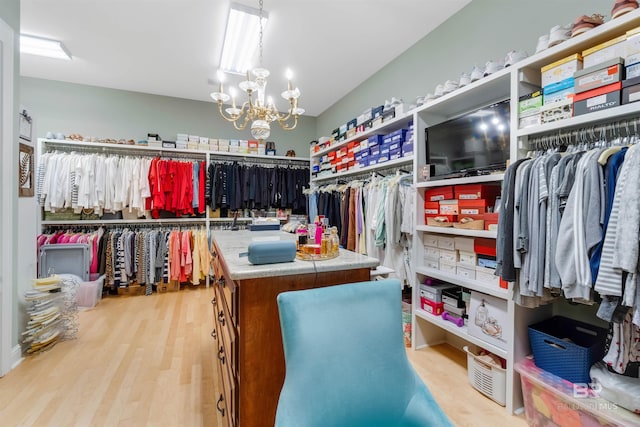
425;99;510;179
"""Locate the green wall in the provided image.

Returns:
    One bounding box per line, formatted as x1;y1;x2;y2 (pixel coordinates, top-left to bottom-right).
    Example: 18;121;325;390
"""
317;0;608;136
20;77;317;157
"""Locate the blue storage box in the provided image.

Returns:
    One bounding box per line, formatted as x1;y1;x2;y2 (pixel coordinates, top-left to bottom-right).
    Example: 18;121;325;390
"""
370;145;381;156
389;140;403;151
389;147;402;160
368;155;379;166
402;141;414;156
382;134;393;145
379;142;392;156
543;77;574;95
389;128;408;143
528;316;607;384
367;134;384;146
378;152;390;163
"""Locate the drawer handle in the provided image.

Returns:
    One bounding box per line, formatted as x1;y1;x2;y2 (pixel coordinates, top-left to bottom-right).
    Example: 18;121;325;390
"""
219;278;226;288
218;346;226;364
218;310;225;326
211;296;216;305
211;328;217;340
216;394;225;416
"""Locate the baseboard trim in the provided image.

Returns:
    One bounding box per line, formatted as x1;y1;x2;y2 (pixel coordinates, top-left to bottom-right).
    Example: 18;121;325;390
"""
10;345;23;370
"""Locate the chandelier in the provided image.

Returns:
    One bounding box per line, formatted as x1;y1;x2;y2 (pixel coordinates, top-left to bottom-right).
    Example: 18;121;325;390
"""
210;0;304;141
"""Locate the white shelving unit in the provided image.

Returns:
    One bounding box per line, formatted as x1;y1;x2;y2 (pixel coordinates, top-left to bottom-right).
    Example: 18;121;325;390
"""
406;9;640;416
310;109;415;184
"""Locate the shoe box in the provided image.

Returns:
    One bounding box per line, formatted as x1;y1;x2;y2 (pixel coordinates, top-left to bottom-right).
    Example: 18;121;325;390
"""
518;90;543;129
582;34;627;68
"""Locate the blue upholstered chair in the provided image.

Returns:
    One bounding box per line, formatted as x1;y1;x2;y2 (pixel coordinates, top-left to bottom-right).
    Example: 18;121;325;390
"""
275;279;453;427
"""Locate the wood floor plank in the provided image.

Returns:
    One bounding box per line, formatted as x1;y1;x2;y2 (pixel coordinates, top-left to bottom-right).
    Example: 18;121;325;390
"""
0;285;527;426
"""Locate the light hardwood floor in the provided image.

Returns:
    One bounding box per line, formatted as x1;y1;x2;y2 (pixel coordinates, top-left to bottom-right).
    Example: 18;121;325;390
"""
0;286;527;426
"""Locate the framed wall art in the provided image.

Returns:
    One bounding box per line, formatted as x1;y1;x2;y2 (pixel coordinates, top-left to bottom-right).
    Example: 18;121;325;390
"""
18;142;34;197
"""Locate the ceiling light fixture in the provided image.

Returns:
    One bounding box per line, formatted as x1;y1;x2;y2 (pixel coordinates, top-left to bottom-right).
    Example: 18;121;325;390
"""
219;3;266;75
20;34;71;60
210;0;304;142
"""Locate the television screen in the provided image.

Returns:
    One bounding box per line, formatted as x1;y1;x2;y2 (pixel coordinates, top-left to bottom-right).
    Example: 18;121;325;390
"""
426;99;510;179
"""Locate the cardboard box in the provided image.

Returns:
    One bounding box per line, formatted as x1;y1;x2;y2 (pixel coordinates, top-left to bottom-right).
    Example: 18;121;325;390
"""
439;249;459;265
402;142;414;156
573;83;622;116
573;57;624;93
484;212;499;231
518;114;541;129
439;262;456;274
424;246;440;261
437;236;455;250
454;184;501;201
627;62;640;79
622;76;640;104
518;90;543;117
541;54;583;87
419;283;456;303
425;186;454;202
439;199;459;215
474;238;496;257
423;233;439;247
458;199;490;220
477;255;497;269
468;291;509;351
442;287;464;308
582;34;627;68
540;98;573;123
458;251;477;266
454;236;475;252
456;265;476;280
475;266;500;286
420;297;444;315
543;77;575;105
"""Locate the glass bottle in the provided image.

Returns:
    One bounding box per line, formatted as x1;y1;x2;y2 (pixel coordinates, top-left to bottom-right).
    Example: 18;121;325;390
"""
330;227;340;256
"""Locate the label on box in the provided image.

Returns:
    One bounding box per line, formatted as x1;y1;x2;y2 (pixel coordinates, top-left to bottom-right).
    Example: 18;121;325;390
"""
461;208;480;215
425;208;439;215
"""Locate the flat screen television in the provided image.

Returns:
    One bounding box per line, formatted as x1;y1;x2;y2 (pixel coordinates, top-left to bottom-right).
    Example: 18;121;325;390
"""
425;99;510;179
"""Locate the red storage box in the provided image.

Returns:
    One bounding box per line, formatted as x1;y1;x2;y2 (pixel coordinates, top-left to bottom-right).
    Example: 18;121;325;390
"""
347;141;358;150
336;164;347;172
347;160;356;170
439;200;459;215
474;238;496;257
424;202;440;216
458;199;488;220
420;297;444;315
327;151;336;160
425;186;454;202
454;184;502;200
484;212;499;230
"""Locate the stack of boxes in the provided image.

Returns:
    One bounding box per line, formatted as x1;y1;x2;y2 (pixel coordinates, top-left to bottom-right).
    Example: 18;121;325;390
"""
519;27;640;129
313;122;414;177
423;183;501;230
422;233;506;289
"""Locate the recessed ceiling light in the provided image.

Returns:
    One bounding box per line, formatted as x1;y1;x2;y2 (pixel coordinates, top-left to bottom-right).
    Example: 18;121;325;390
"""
20;34;71;60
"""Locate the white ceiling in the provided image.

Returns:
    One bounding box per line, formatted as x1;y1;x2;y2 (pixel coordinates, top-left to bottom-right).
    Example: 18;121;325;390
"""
20;0;471;117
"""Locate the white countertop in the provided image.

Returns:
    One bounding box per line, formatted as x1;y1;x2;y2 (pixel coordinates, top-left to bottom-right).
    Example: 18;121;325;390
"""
211;230;380;280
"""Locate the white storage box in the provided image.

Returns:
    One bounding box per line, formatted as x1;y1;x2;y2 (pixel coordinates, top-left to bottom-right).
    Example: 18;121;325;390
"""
454;236;475;252
467;291;509;351
456;265;476;280
76;275;105;308
423;234;439;248
439;249;459;264
458;251;477;266
476;266;500;286
464;346;506;406
437;236;455;250
424;246;440;261
439;262;456;274
424;259;439;270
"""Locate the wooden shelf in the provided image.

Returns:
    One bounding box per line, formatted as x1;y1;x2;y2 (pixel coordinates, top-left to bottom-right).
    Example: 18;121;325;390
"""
415;226;497;239
414;308;508;359
415;266;509;300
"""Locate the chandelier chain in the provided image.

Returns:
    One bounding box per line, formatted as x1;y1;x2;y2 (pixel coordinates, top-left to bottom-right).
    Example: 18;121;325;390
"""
259;0;264;68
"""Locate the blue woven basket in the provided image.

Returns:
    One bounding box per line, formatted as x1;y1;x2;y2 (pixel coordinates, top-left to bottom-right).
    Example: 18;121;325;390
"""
528;316;607;384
